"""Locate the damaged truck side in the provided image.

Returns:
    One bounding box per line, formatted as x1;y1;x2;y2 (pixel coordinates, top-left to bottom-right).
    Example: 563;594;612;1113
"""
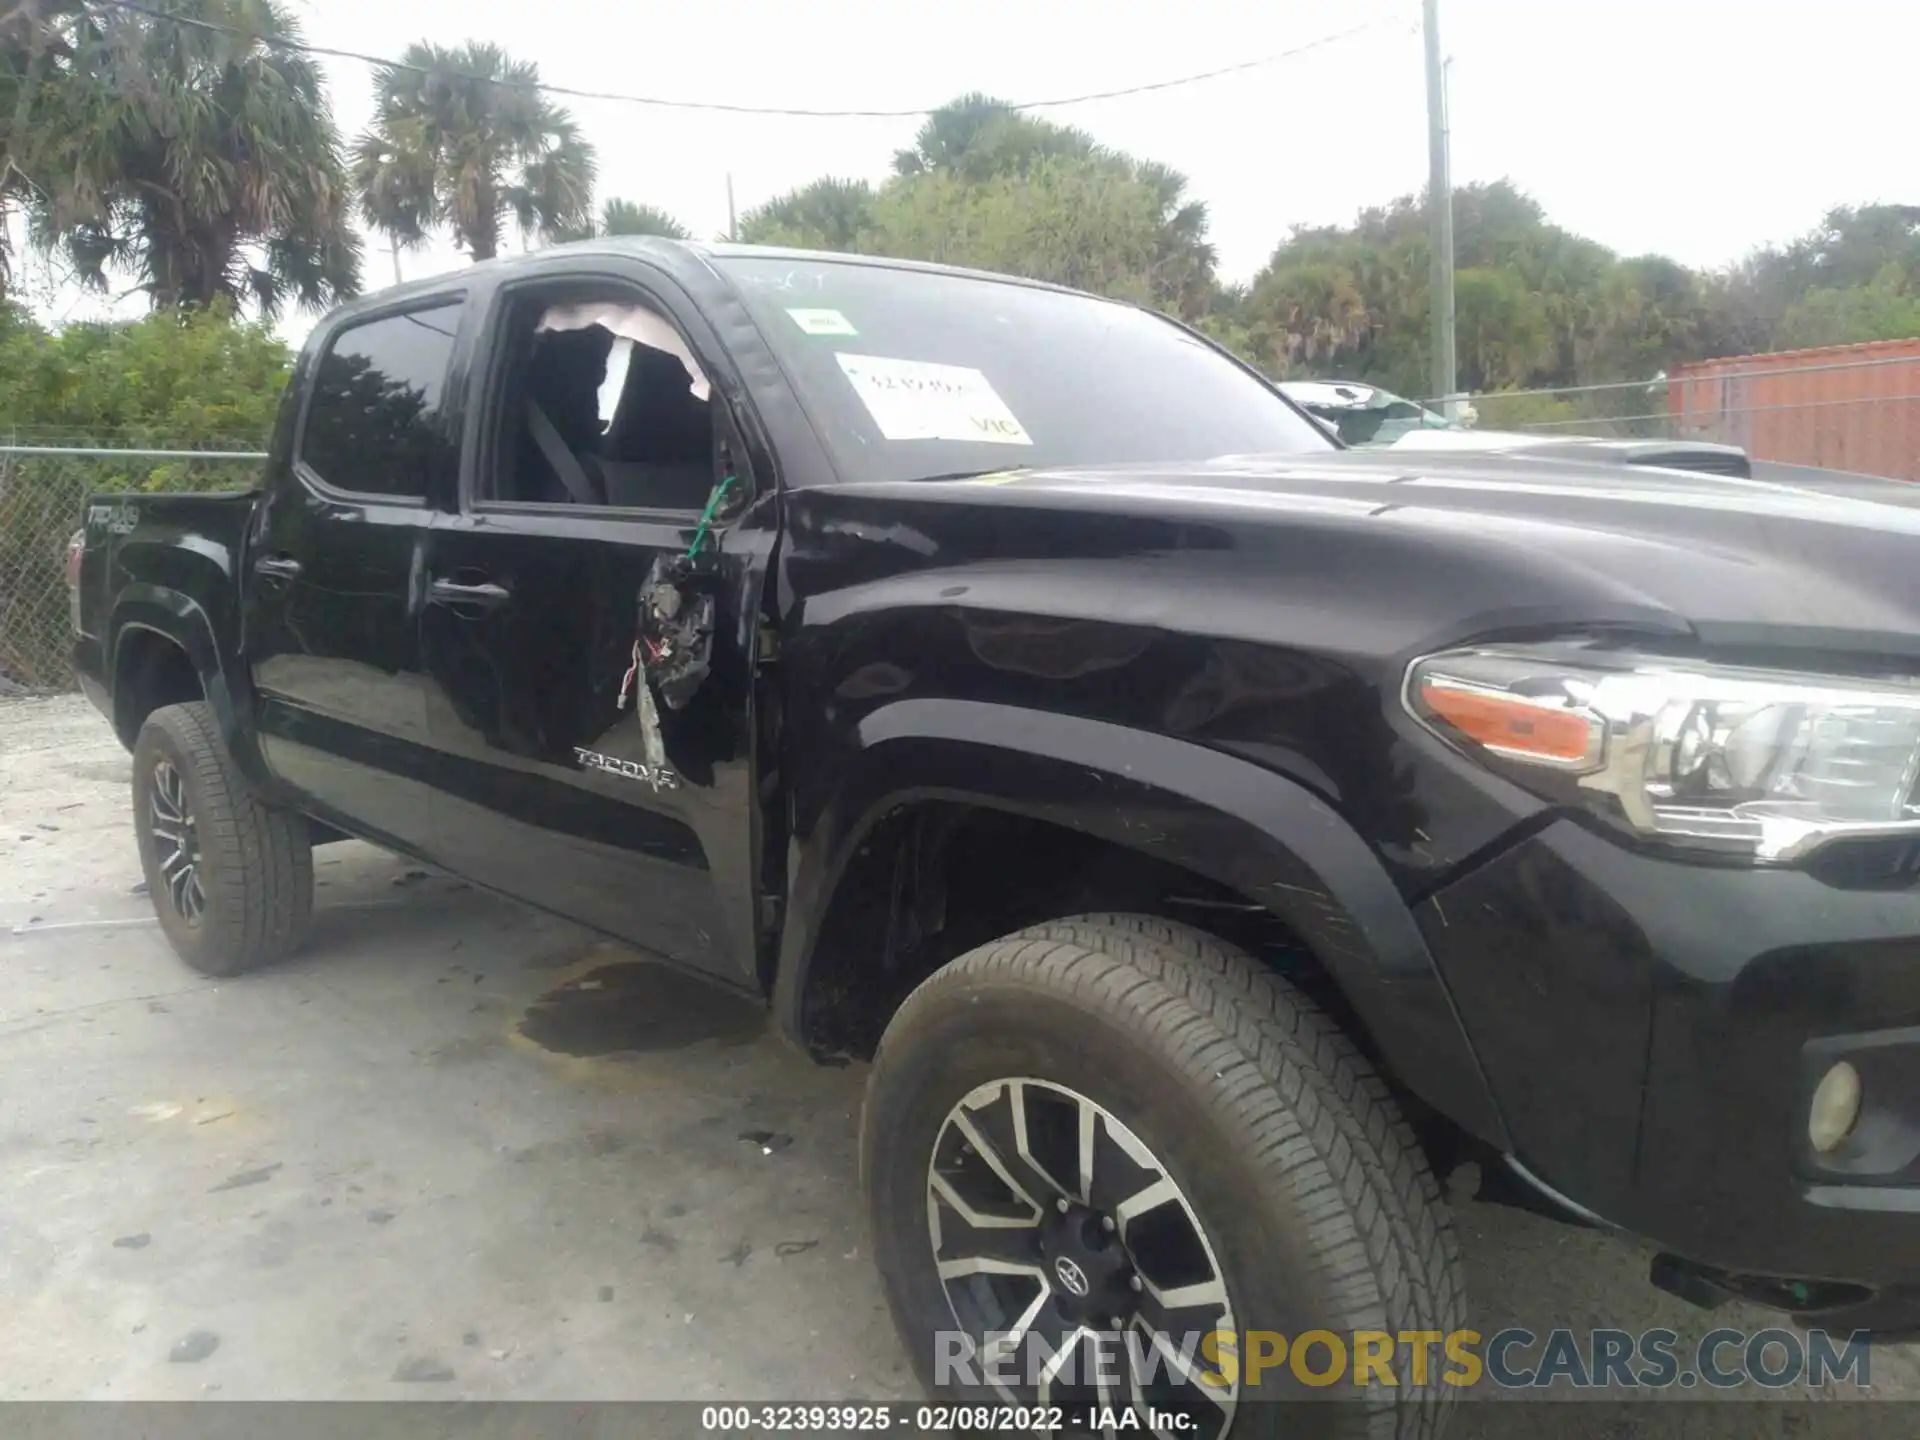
71;239;1920;1435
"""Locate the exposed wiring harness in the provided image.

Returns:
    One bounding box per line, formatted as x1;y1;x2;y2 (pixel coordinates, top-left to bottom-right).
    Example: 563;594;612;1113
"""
686;474;737;559
620;474;736;714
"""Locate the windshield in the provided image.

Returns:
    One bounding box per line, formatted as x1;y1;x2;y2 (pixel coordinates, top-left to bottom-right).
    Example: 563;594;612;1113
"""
716;256;1331;483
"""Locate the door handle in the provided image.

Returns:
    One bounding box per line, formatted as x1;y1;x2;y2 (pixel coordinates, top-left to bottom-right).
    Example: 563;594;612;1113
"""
429;577;512;611
254;554;302;580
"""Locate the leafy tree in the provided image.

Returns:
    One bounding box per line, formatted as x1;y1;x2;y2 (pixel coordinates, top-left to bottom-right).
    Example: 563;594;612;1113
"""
353;41;595;262
885;96;1216;319
1453;267;1553;391
0;303;292;688
1545;256;1704;397
868;160;1168;303
1240;180;1760;399
4;0;360;316
741;155;1208;317
1776;273;1920;349
744;97;1219;322
0;301;291;445
1777;204;1920;292
1711;204;1920;353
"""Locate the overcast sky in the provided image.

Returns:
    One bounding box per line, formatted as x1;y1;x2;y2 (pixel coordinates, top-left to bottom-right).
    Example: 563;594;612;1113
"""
33;0;1919;338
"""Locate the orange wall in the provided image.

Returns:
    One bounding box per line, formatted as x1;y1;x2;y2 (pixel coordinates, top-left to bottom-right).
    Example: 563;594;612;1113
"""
1668;336;1920;481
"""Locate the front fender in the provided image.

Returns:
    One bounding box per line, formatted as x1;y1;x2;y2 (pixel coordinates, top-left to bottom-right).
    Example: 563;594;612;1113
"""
775;697;1509;1148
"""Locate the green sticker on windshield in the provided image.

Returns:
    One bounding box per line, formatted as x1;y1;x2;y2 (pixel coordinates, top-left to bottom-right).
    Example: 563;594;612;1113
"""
787;307;858;337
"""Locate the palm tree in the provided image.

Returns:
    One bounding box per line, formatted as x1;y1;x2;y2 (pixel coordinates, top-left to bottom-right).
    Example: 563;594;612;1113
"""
547;198;691;246
1135;161;1216;319
598;199;689;240
738;178;874;251
892;94;1100;181
11;0;360;315
1248;260;1373;372
893;93;1007;175
353;41;595;263
1;2;82;297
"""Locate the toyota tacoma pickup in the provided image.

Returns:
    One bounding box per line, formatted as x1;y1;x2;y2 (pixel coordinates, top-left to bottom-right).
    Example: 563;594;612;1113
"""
70;239;1920;1433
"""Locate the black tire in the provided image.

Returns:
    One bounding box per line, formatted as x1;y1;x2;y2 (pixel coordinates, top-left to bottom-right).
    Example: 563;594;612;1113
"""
132;701;313;976
862;914;1464;1439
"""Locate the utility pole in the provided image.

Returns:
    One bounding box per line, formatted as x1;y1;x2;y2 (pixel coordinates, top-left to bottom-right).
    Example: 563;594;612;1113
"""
1423;0;1457;410
726;173;737;242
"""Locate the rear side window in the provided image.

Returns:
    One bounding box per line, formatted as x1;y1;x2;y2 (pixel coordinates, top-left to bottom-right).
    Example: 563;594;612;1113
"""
299;302;463;498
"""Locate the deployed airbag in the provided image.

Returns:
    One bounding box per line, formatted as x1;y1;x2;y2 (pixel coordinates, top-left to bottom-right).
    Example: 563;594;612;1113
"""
536;302;711;402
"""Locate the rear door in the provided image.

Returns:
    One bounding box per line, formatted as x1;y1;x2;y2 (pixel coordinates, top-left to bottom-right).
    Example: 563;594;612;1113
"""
243;295;467;853
418;265;769;991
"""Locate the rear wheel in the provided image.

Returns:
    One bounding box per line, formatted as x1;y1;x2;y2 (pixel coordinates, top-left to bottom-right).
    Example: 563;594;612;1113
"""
862;914;1463;1438
132;701;313;976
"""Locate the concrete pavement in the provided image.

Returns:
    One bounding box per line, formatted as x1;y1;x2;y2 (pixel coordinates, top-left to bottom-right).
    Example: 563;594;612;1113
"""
3;694;1915;1434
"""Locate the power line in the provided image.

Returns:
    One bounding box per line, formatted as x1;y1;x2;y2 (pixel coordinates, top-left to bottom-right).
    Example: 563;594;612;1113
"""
90;0;1409;120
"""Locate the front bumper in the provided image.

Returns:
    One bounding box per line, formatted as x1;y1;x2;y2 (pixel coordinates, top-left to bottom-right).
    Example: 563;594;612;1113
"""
1417;817;1920;1325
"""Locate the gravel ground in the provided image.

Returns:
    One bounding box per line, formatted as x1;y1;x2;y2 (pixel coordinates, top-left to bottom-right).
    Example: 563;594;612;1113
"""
2;693;1915;1435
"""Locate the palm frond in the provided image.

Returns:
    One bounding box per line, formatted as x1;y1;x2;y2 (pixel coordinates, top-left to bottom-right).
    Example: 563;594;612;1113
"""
14;0;361;313
352;37;599;265
600;199;689;240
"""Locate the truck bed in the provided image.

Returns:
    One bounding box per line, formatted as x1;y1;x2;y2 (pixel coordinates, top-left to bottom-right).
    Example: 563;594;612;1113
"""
71;489;260;714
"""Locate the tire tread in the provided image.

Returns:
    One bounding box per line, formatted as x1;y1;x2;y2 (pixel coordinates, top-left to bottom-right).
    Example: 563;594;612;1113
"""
136;701;312;975
873;912;1464;1439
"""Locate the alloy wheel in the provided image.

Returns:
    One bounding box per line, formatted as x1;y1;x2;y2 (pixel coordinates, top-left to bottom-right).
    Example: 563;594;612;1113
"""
148;758;205;925
927;1077;1238;1438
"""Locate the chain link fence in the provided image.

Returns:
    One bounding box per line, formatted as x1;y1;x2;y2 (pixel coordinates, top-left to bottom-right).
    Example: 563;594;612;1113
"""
1458;379;1677;439
0;439;265;694
1456;346;1920;482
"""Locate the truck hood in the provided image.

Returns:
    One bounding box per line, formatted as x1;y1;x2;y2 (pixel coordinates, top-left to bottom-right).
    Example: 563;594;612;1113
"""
912;449;1920;656
1382;427;1751;476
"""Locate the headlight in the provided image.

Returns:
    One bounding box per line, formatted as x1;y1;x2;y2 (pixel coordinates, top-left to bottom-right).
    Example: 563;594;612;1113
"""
1405;644;1920;863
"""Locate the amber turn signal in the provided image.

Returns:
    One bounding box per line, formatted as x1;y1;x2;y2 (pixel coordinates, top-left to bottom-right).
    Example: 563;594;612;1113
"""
1416;675;1605;770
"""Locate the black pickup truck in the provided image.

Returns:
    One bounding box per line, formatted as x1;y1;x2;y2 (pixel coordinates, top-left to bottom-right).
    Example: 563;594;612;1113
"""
70;239;1920;1430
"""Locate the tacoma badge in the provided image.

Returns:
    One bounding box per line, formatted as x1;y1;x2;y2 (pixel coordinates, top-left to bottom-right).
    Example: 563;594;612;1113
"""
572;747;680;792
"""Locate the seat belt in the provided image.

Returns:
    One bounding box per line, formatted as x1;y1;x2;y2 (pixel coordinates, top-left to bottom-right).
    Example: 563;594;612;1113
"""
526;401;600;505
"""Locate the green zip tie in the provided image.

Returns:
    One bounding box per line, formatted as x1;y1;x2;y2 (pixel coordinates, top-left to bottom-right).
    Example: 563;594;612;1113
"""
686;474;737;558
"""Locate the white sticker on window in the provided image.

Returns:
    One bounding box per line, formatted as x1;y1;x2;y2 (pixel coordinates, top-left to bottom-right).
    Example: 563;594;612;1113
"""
834;353;1033;446
787;307;858;337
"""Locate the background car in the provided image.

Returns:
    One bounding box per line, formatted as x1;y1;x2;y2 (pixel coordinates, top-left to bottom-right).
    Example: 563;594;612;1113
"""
1276;378;1754;477
1275;379;1459;445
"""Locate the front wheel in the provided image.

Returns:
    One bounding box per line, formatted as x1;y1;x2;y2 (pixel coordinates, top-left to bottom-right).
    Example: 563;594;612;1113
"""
861;914;1464;1439
132;701;313;976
